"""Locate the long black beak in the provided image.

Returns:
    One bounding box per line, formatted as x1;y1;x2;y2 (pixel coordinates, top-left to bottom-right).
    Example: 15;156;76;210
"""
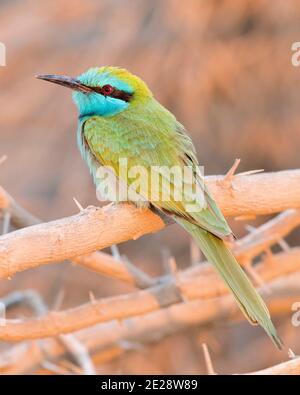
35;74;92;93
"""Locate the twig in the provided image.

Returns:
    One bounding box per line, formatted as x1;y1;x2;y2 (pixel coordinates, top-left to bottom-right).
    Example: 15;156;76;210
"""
120;255;155;288
73;197;84;212
58;334;96;375
40;361;72;375
0;169;300;374
73;208;300;287
166;256;177;275
0;186;39;228
72;251;150;287
1;282;297;374
1;200;300;283
0;290;47;315
278;238;291;252
111;244;121;261
2;211;11;234
0;290;96;374
2;169;300;224
202;343;217;375
233;209;300;264
237;169;264;176
0;171;300;283
0;246;300;342
221;158;241;187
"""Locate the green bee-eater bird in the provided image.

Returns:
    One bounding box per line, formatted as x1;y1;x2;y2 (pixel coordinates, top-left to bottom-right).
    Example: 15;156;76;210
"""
37;67;282;348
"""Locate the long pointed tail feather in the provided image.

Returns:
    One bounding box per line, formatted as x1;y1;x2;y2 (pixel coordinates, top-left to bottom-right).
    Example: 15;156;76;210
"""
178;219;283;349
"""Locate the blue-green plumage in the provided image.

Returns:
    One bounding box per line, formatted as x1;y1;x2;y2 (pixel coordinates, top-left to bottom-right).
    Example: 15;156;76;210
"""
37;66;283;349
74;68;134;117
74;90;130;118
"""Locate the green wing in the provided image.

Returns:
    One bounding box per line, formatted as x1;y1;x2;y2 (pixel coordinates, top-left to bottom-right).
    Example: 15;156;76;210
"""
82;100;232;239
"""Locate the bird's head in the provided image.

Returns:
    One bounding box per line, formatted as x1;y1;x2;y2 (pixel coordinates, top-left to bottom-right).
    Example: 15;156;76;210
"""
36;66;153;118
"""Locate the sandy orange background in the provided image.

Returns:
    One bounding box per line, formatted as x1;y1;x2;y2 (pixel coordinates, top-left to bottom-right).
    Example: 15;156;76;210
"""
1;0;300;374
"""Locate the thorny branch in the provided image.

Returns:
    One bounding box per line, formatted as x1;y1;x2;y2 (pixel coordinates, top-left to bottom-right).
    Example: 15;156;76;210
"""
1;168;300;373
1;169;300;281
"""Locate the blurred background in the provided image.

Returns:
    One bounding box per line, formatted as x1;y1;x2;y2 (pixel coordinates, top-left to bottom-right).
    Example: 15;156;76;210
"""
0;0;300;374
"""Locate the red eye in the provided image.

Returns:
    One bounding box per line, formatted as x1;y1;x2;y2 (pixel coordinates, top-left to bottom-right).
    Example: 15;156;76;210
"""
101;84;114;96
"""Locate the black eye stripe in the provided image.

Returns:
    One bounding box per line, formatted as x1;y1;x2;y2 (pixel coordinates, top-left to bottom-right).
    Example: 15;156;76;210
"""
92;86;133;102
109;89;133;102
